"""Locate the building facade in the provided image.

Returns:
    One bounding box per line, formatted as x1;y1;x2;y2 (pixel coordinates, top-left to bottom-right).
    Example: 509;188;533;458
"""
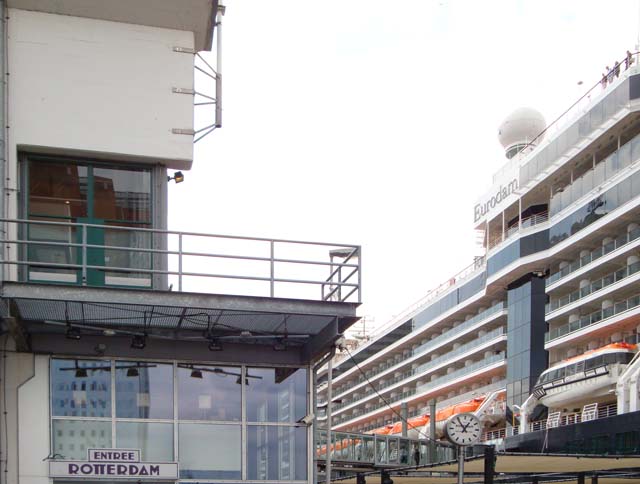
319;56;640;454
0;3;362;484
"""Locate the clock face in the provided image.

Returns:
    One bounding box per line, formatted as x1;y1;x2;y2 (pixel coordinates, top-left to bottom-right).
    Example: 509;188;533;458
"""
445;413;481;446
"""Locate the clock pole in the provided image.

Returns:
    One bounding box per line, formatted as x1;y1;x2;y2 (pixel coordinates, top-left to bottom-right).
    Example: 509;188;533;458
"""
457;447;464;484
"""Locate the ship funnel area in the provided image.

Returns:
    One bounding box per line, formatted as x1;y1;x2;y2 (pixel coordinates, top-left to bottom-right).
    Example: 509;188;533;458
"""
498;107;546;159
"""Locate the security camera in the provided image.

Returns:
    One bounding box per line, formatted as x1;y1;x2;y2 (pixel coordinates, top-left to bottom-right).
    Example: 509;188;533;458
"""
298;414;315;426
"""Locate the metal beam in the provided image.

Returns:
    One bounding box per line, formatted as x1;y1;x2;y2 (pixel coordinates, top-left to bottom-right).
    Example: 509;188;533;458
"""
1;282;358;318
302;317;338;363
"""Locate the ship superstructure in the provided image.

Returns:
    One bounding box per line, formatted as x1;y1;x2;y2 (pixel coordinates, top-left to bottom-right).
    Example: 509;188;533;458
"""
318;54;640;451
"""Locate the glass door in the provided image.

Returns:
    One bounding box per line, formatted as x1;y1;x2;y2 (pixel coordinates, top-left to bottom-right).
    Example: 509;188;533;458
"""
26;157;152;287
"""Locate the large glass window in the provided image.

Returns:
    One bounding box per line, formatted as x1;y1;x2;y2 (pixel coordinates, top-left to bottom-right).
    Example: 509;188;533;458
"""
246;367;308;423
115;362;173;419
177;364;241;421
24;155;152;287
51;359;308;481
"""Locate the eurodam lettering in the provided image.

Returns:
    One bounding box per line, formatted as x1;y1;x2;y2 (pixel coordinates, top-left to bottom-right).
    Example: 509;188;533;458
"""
473;178;518;223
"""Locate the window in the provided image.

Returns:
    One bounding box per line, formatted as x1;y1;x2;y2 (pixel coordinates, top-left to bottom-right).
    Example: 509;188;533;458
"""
24;155;152;287
50;359;308;481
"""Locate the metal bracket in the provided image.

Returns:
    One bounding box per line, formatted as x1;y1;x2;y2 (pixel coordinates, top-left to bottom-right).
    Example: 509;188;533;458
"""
173;46;195;54
172;128;195;136
172;88;195;95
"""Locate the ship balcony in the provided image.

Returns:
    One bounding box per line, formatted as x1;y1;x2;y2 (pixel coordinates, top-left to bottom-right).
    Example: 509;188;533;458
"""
333;338;507;415
321;307;506;402
546;226;640;292
0;218;361;364
331;353;506;430
545;260;640;320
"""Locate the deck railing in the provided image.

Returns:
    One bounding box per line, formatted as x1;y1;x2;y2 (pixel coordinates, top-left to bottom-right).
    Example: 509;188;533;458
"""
0;218;361;303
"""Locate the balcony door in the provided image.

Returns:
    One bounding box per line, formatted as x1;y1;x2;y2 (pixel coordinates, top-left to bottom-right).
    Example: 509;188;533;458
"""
25;156;152;287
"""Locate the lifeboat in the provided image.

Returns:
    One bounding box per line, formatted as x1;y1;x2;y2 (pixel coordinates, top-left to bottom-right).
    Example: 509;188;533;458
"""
534;342;637;409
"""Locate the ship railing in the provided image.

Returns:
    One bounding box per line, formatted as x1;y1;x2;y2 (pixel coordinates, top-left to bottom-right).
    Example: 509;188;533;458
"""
487;210;549;251
547;227;640;287
0;218;361;303
546;292;640;343
526;402;618;433
546;261;640;314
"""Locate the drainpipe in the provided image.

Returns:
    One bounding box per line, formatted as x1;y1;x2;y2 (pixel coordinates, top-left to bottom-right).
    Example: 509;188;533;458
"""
215;3;224;128
0;0;6;285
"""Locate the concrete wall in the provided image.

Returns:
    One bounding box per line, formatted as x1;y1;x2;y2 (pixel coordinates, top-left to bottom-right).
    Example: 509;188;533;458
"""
7;8;195;223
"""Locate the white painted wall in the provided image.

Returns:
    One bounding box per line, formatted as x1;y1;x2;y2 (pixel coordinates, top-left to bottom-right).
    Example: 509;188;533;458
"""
7;8;194;181
17;355;49;484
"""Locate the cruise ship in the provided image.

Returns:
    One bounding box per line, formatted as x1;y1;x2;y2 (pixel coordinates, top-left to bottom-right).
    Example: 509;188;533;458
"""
318;52;640;453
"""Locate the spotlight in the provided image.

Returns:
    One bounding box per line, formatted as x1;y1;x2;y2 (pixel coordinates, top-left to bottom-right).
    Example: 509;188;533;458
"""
66;327;81;340
167;171;185;184
190;369;203;379
131;334;146;350
126;368;139;377
208;339;222;351
273;339;287;351
75;368;88;378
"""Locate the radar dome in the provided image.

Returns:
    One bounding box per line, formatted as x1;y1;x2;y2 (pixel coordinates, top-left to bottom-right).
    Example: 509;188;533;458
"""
498;107;546;159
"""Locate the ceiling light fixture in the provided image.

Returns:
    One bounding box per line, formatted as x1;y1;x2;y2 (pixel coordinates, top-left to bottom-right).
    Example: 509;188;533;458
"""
131;334;146;350
126;368;139;377
66;326;81;341
190;369;203;379
208;338;222;351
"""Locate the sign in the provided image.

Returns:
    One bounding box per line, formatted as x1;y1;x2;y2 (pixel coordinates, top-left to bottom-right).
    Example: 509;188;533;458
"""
49;448;179;480
473;176;520;225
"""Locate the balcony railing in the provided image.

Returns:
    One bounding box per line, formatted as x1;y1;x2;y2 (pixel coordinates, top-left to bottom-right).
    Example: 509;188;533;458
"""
330;329;506;411
546;261;640;314
327;303;506;397
0;218;361;302
526;403;617;433
547;227;640;287
333;354;506;426
487;210;549;251
546;292;640;343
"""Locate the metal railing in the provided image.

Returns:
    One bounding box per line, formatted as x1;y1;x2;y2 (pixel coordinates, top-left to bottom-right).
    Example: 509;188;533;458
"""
332;354;506;426
329;328;506;410
546;292;640;342
327;303;506;398
526;403;617;433
487;210;549;251
0;218;361;302
546;261;640;314
315;430;454;466
547;227;640;286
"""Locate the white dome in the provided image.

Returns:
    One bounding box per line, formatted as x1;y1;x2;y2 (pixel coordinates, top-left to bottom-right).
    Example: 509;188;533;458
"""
498;107;546;152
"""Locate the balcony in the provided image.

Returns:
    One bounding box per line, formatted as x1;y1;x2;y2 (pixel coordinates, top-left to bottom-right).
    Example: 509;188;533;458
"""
0;218;361;364
547;227;640;287
546;261;640;314
332;353;506;428
325;303;506;399
487;210;549;251
330;328;506;412
545;292;640;343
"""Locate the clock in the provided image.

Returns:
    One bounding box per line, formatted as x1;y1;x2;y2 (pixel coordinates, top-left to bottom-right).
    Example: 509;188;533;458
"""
444;412;482;446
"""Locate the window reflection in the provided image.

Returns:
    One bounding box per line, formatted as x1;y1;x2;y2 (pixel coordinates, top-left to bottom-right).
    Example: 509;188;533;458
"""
247;426;307;481
177;364;241;421
179;423;241;478
246;367;308;423
116;422;173;461
93;167;151;223
52;420;112;460
115;362;173;419
51;359;111;417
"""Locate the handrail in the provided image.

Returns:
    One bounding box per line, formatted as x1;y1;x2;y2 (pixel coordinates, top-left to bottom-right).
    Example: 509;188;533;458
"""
328;303;506;396
546;292;640;342
0;218;361;303
547;227;640;286
487;210;549;251
546;261;640;314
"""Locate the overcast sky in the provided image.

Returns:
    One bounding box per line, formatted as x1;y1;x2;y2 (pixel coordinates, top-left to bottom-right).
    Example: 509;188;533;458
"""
170;0;640;332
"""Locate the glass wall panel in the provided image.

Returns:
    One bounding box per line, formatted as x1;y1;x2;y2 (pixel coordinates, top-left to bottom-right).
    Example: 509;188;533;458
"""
52;420;112;460
93;167;151;223
29;160;88;219
247;426;307;481
177;364;242;421
179;423;241;478
115;422;174;461
51;359;111;417
115;362;173;419
246;367;308;423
